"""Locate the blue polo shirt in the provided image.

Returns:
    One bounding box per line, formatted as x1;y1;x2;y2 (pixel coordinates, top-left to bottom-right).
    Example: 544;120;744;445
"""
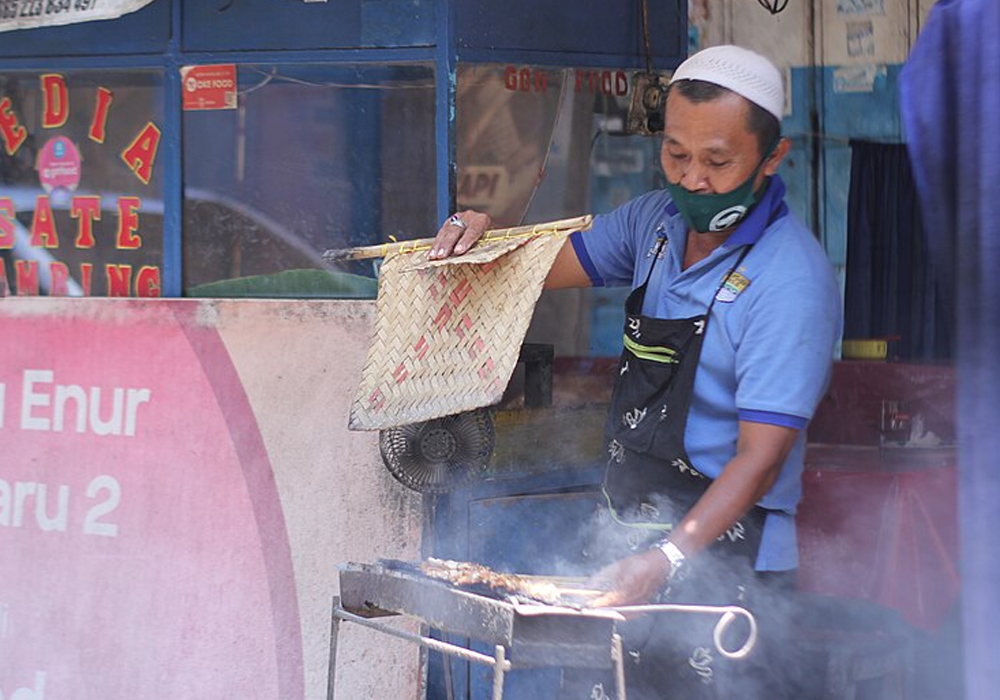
572;176;842;571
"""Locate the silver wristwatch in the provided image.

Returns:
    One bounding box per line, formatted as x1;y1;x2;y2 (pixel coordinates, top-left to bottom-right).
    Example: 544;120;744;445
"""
652;539;686;573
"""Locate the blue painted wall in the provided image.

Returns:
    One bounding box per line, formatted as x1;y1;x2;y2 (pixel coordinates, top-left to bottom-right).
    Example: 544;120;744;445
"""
780;63;905;282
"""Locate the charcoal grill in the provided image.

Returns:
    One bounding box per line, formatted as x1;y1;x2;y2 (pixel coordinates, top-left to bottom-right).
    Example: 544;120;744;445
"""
327;561;759;700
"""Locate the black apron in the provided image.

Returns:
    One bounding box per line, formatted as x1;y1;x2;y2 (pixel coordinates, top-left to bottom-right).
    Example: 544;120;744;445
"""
591;235;777;699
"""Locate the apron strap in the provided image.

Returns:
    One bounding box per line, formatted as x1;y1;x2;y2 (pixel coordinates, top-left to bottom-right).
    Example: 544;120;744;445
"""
638;232;669;289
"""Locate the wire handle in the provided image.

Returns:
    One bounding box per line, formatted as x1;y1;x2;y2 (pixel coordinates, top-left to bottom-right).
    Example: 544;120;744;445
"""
608;603;758;660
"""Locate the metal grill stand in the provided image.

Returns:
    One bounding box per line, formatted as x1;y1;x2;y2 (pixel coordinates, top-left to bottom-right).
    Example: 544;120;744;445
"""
327;563;627;700
329;598;621;700
327;563;758;700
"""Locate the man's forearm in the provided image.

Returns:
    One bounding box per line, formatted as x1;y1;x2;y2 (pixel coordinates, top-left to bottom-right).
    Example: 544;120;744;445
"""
665;421;797;558
667;453;778;557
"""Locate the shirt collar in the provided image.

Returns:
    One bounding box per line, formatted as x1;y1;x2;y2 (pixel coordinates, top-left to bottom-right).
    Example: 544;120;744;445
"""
722;174;789;248
662;200;686;267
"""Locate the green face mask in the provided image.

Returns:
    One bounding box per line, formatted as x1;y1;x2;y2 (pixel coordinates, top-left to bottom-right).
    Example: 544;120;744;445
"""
663;142;778;233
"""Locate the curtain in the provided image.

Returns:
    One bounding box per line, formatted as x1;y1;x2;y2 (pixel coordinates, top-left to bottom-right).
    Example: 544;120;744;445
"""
844;140;953;361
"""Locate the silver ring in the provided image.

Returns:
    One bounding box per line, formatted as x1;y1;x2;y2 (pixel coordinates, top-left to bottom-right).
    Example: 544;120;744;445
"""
448;214;468;230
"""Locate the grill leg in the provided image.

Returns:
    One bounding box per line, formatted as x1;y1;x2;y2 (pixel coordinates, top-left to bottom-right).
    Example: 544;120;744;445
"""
328;596;343;700
442;641;455;700
612;632;628;700
491;645;507;700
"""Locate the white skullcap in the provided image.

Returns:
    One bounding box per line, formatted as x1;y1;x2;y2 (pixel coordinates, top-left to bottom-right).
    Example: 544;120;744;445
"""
669;45;784;121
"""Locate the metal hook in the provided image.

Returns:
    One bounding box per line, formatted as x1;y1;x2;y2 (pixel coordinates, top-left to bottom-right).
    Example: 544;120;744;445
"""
712;607;758;660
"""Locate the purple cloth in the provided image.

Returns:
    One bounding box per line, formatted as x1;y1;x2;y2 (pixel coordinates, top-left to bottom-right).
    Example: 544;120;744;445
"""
901;1;1000;697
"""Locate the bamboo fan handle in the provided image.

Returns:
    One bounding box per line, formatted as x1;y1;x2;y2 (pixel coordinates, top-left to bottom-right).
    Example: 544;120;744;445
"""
322;215;593;262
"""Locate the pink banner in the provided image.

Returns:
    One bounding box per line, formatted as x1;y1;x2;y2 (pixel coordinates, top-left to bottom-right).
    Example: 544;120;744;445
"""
0;301;302;699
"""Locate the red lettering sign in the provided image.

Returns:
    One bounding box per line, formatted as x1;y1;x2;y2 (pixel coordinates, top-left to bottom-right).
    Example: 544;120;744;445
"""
574;69;629;96
106;264;132;297
30;195;59;249
41;74;69;129
121;123;161;185
0;97;27;157
80;262;93;296
0;198;14;249
88;87;114;144
503;65;548;93
135;266;161;298
49;262;71;297
71;196;101;249
116;197;142;249
15;260;39;296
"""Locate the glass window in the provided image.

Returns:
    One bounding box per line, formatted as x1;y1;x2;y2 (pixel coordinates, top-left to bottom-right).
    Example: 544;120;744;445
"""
456;64;664;357
0;69;165;297
182;62;436;298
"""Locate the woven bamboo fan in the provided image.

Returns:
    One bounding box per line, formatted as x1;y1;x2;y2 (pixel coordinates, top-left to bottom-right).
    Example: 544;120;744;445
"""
344;215;592;432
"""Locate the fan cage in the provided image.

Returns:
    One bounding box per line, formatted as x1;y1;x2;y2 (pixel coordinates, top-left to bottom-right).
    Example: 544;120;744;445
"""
379;409;496;493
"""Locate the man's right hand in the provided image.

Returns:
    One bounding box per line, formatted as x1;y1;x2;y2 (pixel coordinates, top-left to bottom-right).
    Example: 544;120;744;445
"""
586;549;673;608
428;209;591;290
429;210;493;260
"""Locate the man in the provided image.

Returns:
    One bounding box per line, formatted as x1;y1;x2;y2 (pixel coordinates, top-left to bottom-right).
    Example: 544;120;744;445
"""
432;45;841;698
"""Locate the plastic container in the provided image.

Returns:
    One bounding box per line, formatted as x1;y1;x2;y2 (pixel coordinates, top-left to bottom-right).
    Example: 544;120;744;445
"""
841;339;888;361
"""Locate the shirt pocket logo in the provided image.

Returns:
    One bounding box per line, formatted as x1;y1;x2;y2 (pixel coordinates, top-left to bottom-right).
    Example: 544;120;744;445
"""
715;270;752;303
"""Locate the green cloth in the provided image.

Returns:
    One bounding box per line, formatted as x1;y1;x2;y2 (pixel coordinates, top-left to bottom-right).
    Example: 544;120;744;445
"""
187;269;378;299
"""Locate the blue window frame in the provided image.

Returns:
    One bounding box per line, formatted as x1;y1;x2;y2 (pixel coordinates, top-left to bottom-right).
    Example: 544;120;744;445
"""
0;0;684;299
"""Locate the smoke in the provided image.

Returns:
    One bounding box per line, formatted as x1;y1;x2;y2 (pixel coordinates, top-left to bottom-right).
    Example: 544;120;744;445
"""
422;466;958;699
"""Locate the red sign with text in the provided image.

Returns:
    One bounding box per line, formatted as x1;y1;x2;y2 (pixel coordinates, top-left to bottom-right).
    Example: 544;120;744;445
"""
182;64;238;111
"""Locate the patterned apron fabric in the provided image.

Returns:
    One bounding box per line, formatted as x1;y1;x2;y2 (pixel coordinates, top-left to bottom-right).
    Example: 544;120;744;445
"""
589;236;776;698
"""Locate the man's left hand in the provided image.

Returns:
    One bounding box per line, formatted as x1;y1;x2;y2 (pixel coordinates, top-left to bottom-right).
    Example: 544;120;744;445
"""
587;549;672;608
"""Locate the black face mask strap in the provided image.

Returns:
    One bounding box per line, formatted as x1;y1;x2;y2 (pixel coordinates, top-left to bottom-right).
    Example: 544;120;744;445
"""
762;136;781;162
747;137;781;191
